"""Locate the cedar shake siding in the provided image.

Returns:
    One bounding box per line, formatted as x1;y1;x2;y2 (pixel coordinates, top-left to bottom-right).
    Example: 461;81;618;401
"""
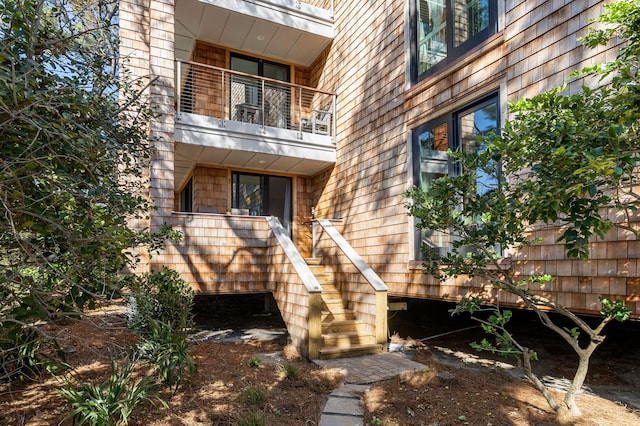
120;0;638;360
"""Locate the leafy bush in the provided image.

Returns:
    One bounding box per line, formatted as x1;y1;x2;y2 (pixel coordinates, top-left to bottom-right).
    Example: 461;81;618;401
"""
58;355;165;426
134;319;196;391
127;267;194;334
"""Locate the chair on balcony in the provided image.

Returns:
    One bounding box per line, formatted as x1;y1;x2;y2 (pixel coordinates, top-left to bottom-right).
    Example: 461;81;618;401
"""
302;109;331;135
235;103;261;124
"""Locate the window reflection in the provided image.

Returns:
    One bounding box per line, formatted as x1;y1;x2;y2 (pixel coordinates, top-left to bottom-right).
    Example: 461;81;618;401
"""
418;0;447;73
453;0;490;47
412;94;500;259
457;101;498;196
413;0;496;81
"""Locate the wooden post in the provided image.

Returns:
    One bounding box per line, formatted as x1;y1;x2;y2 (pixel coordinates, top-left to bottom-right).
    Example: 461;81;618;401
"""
308;292;322;359
375;290;388;346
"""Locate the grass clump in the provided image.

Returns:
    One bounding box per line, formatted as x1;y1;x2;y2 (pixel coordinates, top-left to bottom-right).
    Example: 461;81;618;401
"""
237;409;267;426
248;355;262;368
57;355;166;426
277;362;299;380
241;383;269;405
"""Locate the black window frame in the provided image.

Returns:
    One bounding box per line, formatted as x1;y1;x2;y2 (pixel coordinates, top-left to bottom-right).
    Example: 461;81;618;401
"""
412;92;500;260
230;53;292;128
410;0;498;84
231;172;293;215
179;177;193;213
230;52;291;82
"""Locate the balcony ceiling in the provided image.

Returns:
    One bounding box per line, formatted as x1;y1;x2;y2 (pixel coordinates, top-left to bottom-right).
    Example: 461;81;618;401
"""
175;143;334;187
175;0;334;66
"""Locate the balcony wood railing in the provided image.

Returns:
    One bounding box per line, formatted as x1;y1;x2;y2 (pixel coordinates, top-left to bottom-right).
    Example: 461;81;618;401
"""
176;59;336;138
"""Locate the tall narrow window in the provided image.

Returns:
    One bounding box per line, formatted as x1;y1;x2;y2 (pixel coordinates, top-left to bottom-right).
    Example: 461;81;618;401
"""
455;96;499;196
412;93;499;259
411;0;497;82
179;178;193;212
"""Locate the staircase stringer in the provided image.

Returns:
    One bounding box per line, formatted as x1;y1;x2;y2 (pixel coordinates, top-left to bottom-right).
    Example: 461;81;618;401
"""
266;216;323;359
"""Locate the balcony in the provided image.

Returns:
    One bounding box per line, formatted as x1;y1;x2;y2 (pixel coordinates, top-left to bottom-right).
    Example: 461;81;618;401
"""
174;59;337;186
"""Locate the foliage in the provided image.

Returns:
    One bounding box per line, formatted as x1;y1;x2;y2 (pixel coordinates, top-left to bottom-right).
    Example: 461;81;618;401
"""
0;0;181;381
240;384;269;405
0;324;69;381
248;355;263;368
127;267;195;334
406;0;637;417
237;410;267;426
277;362;300;380
134;319;197;392
57;354;166;426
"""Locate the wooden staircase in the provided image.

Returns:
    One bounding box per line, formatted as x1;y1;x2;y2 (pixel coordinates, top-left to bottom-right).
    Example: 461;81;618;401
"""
305;258;384;359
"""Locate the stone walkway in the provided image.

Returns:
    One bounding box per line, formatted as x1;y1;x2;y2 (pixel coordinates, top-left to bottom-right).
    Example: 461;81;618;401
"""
314;352;427;426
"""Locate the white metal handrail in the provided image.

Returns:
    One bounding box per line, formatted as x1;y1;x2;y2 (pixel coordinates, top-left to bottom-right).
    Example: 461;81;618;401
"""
313;219;389;292
267;216;323;293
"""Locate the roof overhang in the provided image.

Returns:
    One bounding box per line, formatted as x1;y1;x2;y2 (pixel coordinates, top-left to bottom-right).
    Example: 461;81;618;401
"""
175;0;334;66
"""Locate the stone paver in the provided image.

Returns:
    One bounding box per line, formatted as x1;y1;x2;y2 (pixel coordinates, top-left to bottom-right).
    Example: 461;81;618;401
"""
319;413;362;426
315;352;427;425
315;351;426;384
323;394;362;416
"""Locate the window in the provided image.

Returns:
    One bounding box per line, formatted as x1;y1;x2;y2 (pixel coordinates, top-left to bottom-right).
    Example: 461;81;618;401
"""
412;94;499;258
179;178;193;212
411;0;497;82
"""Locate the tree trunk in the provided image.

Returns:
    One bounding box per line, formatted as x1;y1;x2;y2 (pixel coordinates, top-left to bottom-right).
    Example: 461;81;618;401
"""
522;349;560;412
564;350;592;416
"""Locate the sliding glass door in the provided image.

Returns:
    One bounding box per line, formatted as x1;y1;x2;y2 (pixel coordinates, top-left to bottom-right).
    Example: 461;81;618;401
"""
230;53;290;128
231;172;293;235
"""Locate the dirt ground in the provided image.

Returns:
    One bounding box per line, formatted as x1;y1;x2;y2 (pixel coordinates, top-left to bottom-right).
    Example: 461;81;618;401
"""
0;297;639;425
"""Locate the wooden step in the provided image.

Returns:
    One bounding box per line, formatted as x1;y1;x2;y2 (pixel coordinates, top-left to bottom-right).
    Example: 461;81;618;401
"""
304;256;383;360
318;343;385;359
322;331;376;346
320;282;339;292
322;301;347;313
321;319;367;334
314;274;334;284
321;291;343;301
321;309;356;321
307;264;326;274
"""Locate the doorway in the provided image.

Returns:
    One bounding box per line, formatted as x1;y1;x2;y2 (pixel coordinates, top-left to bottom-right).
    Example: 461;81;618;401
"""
231;172;293;235
230;53;290;128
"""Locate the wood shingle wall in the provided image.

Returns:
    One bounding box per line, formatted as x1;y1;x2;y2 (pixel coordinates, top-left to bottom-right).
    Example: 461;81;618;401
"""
308;0;639;317
166;214;270;294
123;0;639;318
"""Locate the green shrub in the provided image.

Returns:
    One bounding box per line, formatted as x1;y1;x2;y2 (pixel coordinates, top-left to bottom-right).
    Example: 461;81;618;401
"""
248;355;262;368
134;319;196;391
57;355;165;426
127;267;194;334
